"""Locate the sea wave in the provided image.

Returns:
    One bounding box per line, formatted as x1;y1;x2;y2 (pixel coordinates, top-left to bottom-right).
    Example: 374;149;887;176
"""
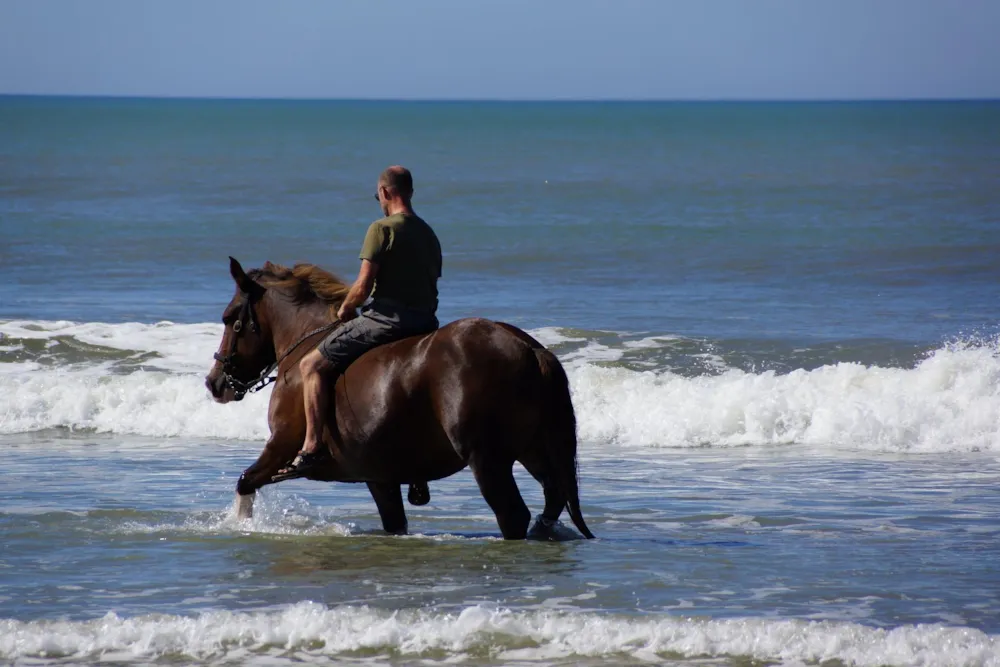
1;320;998;452
573;342;1000;451
0;319;220;373
0;369;269;439
1;602;996;666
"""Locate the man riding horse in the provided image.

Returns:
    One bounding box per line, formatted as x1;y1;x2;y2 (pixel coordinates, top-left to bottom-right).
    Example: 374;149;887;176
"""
205;167;594;539
279;166;441;487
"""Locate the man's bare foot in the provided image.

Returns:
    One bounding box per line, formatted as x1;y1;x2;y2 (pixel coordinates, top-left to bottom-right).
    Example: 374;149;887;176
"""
274;449;331;480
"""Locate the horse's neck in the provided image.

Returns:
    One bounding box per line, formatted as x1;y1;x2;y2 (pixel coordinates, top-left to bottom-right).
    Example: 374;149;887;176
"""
265;297;336;360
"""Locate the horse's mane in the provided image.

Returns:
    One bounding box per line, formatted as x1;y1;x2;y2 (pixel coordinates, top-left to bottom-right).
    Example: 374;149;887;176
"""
250;261;350;317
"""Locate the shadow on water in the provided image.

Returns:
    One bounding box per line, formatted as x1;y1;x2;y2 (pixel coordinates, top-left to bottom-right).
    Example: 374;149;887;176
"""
249;531;584;577
211;528;598;610
222;517;755;583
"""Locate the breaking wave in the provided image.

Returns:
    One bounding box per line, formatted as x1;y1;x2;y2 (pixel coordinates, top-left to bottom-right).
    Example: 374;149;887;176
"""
2;602;997;666
2;320;998;452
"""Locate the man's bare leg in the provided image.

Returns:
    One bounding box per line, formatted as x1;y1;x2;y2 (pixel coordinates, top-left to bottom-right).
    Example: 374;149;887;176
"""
299;348;335;456
288;348;430;501
275;349;335;478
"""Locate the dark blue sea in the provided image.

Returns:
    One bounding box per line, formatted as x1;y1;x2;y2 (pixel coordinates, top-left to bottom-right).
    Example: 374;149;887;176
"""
1;97;999;666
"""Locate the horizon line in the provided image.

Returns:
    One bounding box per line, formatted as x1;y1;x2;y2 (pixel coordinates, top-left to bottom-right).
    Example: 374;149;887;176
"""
2;93;999;104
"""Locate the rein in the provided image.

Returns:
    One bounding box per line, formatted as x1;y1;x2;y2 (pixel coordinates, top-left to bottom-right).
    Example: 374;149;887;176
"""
214;291;339;399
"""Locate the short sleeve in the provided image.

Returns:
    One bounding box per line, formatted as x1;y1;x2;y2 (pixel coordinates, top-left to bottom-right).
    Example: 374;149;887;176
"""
359;221;388;263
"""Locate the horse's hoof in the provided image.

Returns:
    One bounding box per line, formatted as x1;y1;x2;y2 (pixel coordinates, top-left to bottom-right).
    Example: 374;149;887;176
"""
234;492;255;519
407;482;430;506
527;516;581;541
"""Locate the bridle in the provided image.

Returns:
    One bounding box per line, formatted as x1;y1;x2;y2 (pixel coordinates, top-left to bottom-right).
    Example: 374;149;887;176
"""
214;290;339;399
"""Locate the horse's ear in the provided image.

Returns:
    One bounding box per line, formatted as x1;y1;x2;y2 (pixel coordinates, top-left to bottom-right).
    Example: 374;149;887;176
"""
229;257;264;297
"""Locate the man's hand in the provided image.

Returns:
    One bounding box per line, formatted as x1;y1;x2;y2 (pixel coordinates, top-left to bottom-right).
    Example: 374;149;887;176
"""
337;304;357;321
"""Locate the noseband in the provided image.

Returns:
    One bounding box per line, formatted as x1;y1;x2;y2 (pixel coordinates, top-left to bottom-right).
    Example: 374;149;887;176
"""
214;291;339;400
213;291;267;399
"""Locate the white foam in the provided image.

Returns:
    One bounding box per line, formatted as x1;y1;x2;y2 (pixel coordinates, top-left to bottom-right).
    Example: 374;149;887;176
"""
1;603;996;666
0;319;224;373
570;344;1000;452
530;329;682;366
623;335;681;350
528;326;589;347
2;320;999;453
0;320;266;438
0;368;268;438
111;493;352;537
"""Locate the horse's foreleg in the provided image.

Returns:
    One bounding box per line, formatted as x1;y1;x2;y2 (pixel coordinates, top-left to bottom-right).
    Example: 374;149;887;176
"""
234;492;255;519
234;436;301;518
366;482;408;535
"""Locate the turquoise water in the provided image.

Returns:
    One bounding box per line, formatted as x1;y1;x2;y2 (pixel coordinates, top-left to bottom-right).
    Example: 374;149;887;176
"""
1;98;999;665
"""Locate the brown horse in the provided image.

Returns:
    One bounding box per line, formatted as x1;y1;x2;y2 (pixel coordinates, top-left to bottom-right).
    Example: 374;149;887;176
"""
205;257;594;540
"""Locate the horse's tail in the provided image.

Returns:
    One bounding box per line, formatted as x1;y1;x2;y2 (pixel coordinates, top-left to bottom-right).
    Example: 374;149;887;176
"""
534;347;596;539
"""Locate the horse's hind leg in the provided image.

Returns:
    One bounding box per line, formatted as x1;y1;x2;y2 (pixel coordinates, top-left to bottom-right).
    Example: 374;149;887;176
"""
520;456;566;523
366;482;408;535
469;455;531;540
519;458;584;540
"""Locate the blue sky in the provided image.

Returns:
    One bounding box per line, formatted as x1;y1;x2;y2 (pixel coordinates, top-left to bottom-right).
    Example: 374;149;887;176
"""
1;0;997;100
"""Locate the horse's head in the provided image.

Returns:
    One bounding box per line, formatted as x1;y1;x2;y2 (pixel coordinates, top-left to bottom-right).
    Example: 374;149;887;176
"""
205;257;276;403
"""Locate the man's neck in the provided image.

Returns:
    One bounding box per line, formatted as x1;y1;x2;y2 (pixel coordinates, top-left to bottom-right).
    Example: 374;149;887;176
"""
385;201;414;217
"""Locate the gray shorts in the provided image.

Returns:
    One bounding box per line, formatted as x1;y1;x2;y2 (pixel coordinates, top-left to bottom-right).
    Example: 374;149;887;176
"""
318;300;438;373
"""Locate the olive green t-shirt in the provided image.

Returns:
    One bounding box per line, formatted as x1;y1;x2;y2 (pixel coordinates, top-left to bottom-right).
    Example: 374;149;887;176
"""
359;213;442;313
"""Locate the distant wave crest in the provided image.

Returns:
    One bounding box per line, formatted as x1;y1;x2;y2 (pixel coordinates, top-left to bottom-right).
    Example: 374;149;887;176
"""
2;320;998;452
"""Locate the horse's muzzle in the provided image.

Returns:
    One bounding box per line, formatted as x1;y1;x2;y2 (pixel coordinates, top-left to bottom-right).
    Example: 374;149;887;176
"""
205;372;238;403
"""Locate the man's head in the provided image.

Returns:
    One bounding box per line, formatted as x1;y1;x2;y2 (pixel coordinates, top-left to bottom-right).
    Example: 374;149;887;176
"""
376;165;414;216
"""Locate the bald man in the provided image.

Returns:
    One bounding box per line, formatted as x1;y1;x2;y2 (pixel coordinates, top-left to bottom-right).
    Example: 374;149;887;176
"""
280;166;442;480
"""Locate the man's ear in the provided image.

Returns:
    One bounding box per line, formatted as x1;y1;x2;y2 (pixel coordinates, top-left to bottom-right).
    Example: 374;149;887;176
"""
229;257;266;298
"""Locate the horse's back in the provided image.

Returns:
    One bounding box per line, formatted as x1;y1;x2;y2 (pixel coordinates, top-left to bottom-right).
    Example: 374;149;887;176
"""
334;317;547;480
349;316;545;418
355;317;540;380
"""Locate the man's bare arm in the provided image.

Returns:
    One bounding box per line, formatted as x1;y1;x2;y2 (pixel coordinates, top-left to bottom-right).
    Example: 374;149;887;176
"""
337;260;379;321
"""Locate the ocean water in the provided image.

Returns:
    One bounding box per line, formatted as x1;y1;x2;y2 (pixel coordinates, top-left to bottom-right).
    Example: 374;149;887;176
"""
1;97;1000;666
